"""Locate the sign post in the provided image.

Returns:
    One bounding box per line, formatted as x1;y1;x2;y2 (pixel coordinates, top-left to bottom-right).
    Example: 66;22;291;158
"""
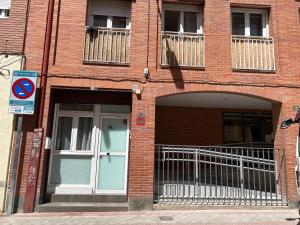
6;71;37;214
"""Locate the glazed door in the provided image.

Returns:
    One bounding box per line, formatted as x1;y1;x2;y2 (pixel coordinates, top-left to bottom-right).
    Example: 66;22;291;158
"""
95;116;130;194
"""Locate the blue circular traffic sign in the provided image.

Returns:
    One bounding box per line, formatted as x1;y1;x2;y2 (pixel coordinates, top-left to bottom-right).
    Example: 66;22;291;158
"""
12;78;35;99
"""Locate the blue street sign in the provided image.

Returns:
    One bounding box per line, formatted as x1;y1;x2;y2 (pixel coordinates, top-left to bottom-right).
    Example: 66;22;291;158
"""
9;71;38;115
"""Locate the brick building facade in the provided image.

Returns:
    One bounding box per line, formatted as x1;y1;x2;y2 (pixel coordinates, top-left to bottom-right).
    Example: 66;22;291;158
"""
6;0;300;212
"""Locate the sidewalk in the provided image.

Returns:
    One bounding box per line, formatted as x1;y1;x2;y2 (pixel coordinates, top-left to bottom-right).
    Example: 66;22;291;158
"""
0;209;299;225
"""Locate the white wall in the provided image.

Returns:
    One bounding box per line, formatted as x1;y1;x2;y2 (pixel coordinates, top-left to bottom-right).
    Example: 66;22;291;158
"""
0;54;23;212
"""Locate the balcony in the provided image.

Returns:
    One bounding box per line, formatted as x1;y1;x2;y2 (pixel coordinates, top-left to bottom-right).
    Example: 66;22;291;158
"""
161;31;205;68
83;27;130;65
232;35;275;71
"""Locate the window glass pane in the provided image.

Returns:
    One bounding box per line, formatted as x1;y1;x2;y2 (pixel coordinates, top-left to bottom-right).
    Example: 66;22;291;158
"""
184;12;197;33
112;16;127;28
224;116;243;143
55;117;73;150
59;104;94;112
93;15;107;27
250;14;263;36
244;118;262;142
232;12;245;35
76;117;93;151
164;10;180;32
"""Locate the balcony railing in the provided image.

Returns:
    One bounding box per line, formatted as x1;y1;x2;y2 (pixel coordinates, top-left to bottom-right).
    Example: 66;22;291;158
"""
232;35;275;71
161;31;205;68
84;27;130;64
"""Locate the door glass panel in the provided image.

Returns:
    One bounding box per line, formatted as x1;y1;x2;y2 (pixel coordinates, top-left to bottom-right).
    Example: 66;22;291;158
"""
55;117;73;150
100;118;127;153
250;14;263;36
97;156;126;190
112;16;127;28
164;10;180;32
232;12;245;35
184;12;197;33
76;117;93;151
50;155;92;185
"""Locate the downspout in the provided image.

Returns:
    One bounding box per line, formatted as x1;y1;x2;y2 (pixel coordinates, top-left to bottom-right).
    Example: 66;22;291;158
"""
38;0;55;128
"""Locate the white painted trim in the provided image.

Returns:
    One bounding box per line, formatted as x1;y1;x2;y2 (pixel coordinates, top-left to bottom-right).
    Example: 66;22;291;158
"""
231;8;269;37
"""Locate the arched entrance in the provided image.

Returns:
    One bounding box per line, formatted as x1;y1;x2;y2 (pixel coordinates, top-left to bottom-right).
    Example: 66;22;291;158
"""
154;92;287;206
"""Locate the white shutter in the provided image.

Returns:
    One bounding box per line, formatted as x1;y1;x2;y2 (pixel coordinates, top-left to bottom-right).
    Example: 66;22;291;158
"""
0;0;11;9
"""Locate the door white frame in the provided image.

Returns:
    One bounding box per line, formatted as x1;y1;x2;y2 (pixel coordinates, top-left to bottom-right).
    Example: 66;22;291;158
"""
47;104;131;195
94;113;131;195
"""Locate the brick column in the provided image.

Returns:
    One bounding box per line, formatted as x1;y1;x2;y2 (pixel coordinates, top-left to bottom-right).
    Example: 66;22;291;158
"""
273;100;300;207
128;91;156;210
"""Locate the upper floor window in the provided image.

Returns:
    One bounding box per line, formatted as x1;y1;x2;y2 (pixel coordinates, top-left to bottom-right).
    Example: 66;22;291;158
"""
87;0;131;29
0;0;11;18
162;4;202;34
93;15;130;29
231;9;269;37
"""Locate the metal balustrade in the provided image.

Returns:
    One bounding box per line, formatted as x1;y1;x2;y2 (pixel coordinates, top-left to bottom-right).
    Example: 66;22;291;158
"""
161;31;205;68
232;35;275;71
84;27;130;64
155;144;287;206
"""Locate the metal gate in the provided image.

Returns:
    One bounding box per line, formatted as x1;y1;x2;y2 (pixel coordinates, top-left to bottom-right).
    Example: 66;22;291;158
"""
154;145;288;206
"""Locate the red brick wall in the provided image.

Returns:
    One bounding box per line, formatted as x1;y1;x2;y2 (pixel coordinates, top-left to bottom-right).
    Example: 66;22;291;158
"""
156;106;223;146
9;0;300;210
0;0;28;53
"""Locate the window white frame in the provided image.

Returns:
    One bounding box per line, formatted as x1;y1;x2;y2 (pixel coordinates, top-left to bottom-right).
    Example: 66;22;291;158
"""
162;3;203;34
47;104;131;195
92;15;131;29
0;9;9;18
231;8;269;37
51;104;96;154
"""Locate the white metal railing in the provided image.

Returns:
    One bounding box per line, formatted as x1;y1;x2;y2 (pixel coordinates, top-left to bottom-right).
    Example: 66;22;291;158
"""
161;31;205;68
232;35;275;71
155;144;288;206
84;27;130;64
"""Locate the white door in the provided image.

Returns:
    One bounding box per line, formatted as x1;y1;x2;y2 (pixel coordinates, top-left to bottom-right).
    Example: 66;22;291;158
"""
95;115;130;194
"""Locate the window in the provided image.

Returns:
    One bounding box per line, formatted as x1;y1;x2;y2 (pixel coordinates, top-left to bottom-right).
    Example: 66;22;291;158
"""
0;0;10;18
231;9;268;37
163;4;202;34
54;104;94;152
93;15;129;29
0;9;9;18
223;113;273;144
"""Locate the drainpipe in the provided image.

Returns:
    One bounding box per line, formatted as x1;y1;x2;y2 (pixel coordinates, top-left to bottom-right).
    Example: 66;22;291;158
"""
38;0;55;128
23;0;55;213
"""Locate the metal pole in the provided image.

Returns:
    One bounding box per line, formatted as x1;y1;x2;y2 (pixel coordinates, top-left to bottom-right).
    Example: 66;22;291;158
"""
6;115;23;214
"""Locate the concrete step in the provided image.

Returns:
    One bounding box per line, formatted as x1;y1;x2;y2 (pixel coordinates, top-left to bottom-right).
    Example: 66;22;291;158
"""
48;194;127;203
38;202;129;213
